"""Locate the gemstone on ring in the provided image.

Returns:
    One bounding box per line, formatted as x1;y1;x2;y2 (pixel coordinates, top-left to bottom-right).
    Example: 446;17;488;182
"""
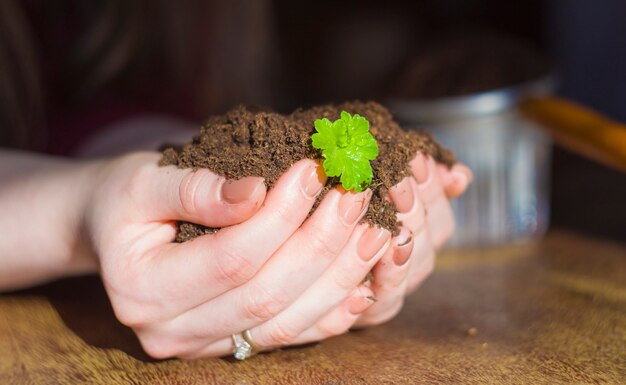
232;333;253;360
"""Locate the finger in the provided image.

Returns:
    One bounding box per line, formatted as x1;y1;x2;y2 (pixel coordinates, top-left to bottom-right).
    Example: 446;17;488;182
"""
389;176;425;233
353;227;414;328
437;163;473;200
246;225;390;349
295;285;375;344
115;159;326;323
186;285;376;359
140;160;267;227
389;173;436;295
164;188;376;346
411;155;455;250
404;226;436;295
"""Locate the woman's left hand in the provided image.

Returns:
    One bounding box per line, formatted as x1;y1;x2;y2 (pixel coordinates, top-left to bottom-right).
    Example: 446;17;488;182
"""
353;154;472;327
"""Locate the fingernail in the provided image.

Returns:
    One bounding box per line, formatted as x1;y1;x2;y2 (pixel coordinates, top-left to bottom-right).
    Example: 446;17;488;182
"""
338;189;372;226
411;153;429;184
300;163;326;199
388;178;414;213
452;169;469;188
221;177;264;204
357;226;391;261
349;295;377;315
393;227;414;266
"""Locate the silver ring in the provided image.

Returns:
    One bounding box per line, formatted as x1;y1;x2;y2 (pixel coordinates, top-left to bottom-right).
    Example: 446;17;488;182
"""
232;330;260;360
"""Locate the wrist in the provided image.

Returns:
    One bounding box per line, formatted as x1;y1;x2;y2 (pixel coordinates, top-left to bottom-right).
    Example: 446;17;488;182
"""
65;159;107;276
0;151;104;290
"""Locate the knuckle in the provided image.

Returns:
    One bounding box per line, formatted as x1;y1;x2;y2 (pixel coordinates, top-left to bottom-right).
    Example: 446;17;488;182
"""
272;201;303;228
267;320;299;346
178;170;203;217
139;335;184;359
316;320;350;338
112;301;154;328
244;283;289;322
123;161;154;201
104;269;161;328
115;308;145;328
306;226;343;260
214;248;256;287
332;266;359;292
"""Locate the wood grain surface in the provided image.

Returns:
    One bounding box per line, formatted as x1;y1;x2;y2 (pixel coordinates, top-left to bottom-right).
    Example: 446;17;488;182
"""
1;231;625;384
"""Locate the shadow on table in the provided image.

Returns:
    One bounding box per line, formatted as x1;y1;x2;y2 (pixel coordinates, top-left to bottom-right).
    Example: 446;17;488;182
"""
10;275;157;362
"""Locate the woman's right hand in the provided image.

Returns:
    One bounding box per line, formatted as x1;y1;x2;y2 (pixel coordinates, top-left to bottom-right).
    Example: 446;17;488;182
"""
87;153;387;359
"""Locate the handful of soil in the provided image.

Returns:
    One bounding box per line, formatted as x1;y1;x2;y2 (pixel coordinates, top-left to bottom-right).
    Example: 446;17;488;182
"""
160;101;454;242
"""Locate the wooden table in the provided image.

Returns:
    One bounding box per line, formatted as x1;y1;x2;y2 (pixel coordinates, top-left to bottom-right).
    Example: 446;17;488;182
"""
1;231;625;384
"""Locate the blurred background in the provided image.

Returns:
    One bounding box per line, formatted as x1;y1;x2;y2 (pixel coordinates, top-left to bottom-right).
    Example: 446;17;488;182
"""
1;0;624;244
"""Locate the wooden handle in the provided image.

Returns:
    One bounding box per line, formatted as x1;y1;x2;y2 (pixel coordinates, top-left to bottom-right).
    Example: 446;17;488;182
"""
520;96;626;172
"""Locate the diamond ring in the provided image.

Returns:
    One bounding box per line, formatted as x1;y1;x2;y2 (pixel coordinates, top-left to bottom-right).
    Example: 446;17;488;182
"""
232;330;261;360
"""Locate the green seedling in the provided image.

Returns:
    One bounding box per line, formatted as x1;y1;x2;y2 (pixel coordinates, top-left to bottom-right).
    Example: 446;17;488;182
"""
312;111;379;192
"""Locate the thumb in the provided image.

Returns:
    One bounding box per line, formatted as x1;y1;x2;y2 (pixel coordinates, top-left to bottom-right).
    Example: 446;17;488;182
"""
142;163;267;228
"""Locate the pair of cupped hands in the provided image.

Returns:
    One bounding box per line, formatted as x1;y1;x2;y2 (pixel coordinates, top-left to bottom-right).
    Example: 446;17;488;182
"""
89;151;470;359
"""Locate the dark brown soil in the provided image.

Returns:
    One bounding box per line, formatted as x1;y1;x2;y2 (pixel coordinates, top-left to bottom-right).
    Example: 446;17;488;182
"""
160;101;454;242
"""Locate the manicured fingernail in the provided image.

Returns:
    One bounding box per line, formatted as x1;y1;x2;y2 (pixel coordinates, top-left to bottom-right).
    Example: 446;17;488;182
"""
221;177;264;204
452;169;469;188
388;178;414;213
393;227;414;266
349;295;377;315
300;163;326;198
411;153;429;184
338;189;372;226
357;226;391;261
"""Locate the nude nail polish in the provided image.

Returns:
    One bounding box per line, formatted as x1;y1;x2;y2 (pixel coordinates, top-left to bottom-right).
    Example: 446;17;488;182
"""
388;177;414;213
410;153;429;184
338;189;372;226
357;226;391;261
392;227;414;266
221;177;264;204
348;295;377;315
300;163;326;198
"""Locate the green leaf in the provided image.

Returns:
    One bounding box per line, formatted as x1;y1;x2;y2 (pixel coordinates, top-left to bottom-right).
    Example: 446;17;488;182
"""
351;114;370;135
312;118;335;150
312;111;379;192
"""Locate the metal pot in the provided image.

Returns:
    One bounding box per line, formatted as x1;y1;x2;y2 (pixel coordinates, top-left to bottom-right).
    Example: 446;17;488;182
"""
388;77;556;247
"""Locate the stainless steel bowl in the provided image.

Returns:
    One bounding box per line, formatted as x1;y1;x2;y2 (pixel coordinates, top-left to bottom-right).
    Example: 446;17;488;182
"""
389;77;556;247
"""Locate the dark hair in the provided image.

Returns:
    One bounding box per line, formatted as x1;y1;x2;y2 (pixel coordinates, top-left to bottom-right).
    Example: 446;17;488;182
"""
0;1;277;151
0;1;44;149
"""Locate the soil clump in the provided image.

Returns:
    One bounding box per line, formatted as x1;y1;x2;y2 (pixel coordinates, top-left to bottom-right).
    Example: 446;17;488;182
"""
160;101;454;242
